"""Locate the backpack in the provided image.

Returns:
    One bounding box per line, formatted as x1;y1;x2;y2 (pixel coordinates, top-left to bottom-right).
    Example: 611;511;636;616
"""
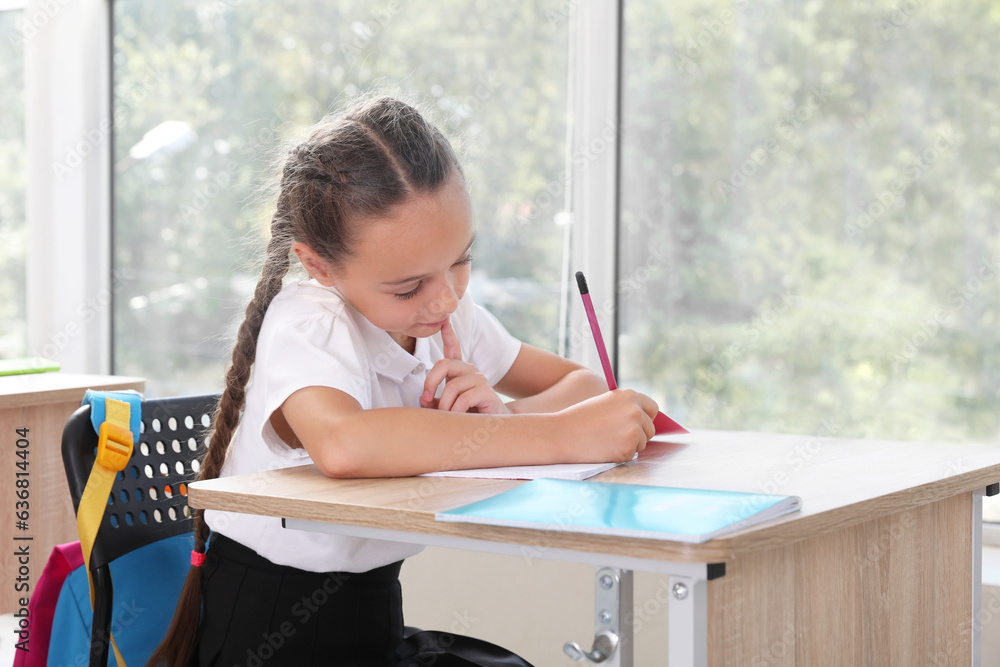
45;533;193;667
12;542;82;667
18;390;204;667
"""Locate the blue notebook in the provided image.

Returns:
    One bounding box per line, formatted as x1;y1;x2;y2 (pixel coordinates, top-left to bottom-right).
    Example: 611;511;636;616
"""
436;478;802;544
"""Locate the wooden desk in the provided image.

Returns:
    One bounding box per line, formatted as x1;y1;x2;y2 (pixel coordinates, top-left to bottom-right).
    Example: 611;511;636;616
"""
189;430;1000;666
0;373;144;614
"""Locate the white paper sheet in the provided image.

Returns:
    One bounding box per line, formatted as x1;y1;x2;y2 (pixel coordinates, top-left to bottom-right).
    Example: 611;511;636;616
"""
420;456;635;481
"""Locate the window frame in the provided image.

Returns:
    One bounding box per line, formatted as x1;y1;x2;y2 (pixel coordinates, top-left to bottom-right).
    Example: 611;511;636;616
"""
566;0;622;370
24;0;113;373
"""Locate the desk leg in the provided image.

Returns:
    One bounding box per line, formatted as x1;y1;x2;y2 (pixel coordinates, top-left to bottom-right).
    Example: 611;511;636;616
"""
668;575;707;667
973;488;984;667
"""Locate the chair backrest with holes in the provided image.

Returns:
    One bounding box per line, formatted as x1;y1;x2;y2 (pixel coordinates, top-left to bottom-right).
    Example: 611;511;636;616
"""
57;393;219;667
61;394;219;571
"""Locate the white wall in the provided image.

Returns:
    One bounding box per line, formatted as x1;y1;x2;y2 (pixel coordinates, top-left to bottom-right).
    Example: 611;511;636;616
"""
402;548;674;665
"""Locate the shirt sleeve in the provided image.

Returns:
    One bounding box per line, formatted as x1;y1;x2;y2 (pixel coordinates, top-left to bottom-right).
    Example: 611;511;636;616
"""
456;295;523;386
256;312;371;456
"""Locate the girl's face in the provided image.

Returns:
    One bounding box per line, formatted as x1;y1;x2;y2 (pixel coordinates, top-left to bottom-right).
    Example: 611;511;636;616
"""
300;173;475;351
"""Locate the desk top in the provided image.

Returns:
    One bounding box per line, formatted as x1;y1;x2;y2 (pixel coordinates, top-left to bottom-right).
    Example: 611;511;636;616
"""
188;430;1000;562
0;373;145;409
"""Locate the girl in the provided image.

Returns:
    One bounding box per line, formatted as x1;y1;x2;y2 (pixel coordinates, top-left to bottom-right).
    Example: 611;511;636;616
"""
149;96;658;667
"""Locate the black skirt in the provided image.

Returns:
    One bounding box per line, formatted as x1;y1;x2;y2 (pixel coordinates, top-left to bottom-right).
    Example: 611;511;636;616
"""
195;533;404;667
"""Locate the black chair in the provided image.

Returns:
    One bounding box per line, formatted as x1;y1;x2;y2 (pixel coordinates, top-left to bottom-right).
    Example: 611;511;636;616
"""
61;393;219;667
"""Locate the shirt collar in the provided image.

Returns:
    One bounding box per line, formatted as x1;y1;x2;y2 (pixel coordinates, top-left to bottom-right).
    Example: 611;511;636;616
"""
355;317;429;383
309;278;431;383
335;301;427;385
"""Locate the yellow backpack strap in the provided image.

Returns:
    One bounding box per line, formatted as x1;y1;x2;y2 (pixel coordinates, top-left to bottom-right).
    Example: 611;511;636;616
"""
78;391;141;667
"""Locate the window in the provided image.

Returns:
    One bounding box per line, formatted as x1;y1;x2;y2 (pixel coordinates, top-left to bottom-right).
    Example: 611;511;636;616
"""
110;2;1000;517
112;0;570;396
619;1;1000;518
0;7;27;359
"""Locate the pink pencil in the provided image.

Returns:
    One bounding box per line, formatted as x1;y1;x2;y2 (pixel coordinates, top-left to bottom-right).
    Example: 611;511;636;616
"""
575;271;687;435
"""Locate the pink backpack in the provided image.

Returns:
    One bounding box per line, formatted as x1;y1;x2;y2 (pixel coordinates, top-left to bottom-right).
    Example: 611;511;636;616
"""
12;542;83;667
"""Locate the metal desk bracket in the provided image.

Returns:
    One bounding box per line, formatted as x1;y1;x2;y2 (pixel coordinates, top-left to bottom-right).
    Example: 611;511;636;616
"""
564;567;633;666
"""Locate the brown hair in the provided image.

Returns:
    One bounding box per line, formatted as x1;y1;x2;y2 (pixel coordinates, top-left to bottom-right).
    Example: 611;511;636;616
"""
147;96;462;667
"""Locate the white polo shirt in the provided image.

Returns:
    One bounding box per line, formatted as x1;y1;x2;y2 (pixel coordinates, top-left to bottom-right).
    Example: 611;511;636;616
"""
205;279;522;573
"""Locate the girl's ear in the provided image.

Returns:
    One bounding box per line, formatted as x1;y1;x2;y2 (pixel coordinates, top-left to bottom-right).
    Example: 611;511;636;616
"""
292;242;338;285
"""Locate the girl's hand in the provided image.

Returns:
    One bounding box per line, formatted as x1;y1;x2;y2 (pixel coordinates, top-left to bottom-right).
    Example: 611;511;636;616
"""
556;389;658;463
420;319;511;415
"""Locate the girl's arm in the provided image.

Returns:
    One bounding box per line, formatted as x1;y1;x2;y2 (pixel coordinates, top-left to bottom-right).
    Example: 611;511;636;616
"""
277;384;657;478
496;343;609;414
420;321;607;415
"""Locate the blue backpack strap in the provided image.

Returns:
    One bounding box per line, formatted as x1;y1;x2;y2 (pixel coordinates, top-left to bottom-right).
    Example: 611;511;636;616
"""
82;389;142;444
